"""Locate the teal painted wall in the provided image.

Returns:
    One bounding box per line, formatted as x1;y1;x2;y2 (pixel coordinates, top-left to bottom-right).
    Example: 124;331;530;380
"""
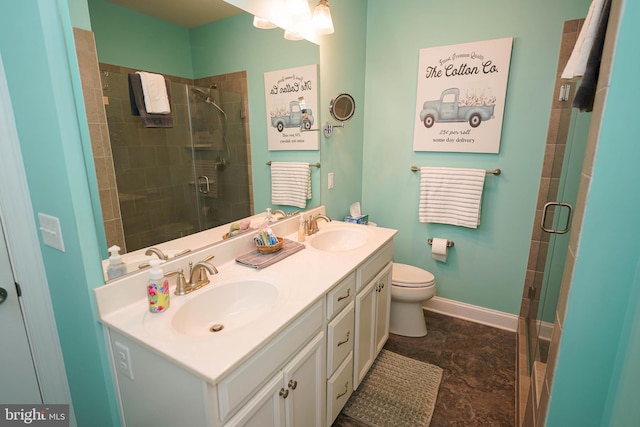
0;1;120;425
189;13;321;213
318;0;368;220
362;0;591;314
546;0;640;424
88;0;194;78
67;0;91;30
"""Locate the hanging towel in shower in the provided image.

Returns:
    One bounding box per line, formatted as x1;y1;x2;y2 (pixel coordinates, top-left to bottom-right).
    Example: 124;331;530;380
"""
270;162;312;209
136;71;171;114
573;0;611;112
561;0;606;80
419;167;486;228
128;73;174;128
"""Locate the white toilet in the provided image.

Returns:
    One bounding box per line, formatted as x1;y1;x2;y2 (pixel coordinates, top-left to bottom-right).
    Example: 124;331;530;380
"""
389;263;436;337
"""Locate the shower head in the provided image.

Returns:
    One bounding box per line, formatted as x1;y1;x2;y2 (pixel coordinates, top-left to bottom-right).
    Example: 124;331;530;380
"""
191;87;209;98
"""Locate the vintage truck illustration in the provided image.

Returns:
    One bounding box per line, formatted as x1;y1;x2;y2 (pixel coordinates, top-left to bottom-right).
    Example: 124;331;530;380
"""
270;100;314;132
419;87;495;128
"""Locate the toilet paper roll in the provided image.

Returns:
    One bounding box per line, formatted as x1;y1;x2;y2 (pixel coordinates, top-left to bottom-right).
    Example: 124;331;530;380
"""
431;238;448;263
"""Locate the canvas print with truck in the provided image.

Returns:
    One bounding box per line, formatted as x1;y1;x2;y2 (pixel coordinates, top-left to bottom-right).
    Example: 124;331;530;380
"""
419;87;495;128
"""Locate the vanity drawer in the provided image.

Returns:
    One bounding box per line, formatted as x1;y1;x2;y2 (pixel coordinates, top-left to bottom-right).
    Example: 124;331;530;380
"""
327;353;353;425
356;241;393;292
326;272;355;320
327;301;354;376
217;300;324;422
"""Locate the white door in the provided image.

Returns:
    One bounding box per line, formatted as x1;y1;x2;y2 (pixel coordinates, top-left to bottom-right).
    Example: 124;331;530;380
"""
0;218;42;403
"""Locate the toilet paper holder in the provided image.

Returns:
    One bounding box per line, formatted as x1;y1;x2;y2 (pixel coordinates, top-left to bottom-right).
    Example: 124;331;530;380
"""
427;238;454;248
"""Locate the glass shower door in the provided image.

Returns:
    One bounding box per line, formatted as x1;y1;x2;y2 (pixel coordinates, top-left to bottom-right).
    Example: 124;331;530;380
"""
528;107;590;397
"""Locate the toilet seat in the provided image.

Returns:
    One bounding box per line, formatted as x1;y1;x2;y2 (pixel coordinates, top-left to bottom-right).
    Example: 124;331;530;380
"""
392;263;435;288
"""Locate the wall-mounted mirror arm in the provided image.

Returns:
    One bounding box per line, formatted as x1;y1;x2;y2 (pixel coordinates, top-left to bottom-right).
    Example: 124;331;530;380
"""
323;122;344;137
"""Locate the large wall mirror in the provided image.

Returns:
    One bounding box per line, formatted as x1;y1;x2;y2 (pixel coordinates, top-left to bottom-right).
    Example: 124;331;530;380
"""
84;0;320;281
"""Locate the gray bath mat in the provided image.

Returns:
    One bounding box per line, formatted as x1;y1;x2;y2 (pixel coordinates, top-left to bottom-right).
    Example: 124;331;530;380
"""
342;349;443;427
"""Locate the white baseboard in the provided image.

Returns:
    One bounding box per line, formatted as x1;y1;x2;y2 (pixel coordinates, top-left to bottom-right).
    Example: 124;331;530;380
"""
536;320;554;341
422;296;519;332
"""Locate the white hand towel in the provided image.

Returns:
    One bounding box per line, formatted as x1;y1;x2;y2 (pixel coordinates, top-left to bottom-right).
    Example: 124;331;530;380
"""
419;167;486;228
271;162;312;209
136;71;171;114
561;0;606;79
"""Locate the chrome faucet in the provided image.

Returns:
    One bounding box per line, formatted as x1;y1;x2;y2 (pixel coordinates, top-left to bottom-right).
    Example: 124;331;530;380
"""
145;247;167;260
306;214;331;235
272;209;300;220
139;248;191;270
173;254;219;296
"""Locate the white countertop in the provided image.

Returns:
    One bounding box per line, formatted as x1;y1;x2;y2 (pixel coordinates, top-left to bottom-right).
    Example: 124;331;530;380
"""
95;215;397;384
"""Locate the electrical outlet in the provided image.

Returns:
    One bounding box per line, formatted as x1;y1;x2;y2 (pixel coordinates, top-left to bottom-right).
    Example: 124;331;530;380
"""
115;341;134;380
328;172;334;189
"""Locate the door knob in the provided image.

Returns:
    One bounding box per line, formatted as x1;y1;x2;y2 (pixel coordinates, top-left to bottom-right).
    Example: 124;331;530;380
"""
0;287;7;304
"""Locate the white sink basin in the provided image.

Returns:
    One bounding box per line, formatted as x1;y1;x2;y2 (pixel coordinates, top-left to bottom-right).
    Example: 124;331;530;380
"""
309;227;369;251
171;280;279;336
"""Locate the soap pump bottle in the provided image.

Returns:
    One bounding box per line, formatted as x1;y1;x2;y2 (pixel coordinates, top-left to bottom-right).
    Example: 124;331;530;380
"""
106;245;127;280
297;216;306;242
147;259;169;313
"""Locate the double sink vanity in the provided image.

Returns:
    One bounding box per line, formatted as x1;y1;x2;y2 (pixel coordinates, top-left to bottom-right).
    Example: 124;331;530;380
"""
94;206;397;427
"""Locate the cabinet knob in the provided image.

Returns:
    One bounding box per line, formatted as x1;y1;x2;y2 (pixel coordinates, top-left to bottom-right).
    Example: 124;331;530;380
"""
288;379;298;390
279;388;289;398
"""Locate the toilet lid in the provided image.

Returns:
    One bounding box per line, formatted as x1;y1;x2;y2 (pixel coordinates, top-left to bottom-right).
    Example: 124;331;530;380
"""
392;263;435;288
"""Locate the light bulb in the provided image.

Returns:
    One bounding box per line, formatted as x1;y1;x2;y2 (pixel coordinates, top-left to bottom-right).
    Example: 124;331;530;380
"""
253;16;277;29
312;0;334;35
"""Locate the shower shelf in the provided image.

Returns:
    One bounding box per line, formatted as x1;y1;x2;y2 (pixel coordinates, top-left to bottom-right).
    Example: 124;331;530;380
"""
184;144;213;150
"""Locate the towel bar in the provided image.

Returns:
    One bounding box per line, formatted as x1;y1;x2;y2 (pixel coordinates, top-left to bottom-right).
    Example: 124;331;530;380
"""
411;166;501;175
427;238;454;248
267;160;320;168
267;161;321;168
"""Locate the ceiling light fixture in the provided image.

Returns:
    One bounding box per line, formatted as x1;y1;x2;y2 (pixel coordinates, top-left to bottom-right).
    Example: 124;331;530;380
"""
284;30;304;41
253;16;277;29
312;0;334;35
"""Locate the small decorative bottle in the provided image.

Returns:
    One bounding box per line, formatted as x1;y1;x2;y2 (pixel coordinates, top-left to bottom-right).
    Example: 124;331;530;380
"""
147;259;169;313
297;216;306;242
106;245;127;280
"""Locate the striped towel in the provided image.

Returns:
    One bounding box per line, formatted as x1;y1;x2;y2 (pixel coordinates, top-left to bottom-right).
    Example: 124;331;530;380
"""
270;162;312;209
419;167;486;228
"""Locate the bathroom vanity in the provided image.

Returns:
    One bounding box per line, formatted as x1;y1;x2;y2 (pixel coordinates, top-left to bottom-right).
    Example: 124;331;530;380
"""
94;207;397;427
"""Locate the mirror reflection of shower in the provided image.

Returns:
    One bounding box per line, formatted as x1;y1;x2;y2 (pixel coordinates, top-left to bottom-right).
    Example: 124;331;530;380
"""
185;78;253;234
189;84;230;169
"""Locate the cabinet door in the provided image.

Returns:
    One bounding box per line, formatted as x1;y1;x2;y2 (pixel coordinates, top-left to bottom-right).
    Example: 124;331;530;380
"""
284;332;326;427
374;263;392;355
354;278;376;389
224;374;286;427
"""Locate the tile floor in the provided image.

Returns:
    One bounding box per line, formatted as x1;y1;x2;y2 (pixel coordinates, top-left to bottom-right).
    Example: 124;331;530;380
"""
333;310;516;427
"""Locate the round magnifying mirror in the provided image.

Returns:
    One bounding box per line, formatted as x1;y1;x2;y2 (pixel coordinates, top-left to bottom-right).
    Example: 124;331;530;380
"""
329;93;355;122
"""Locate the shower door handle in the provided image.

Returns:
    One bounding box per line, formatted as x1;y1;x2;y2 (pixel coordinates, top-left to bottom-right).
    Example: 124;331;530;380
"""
541;202;573;234
198;176;210;194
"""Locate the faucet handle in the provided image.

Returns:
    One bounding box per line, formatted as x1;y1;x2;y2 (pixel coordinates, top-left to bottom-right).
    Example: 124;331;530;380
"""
165;269;187;295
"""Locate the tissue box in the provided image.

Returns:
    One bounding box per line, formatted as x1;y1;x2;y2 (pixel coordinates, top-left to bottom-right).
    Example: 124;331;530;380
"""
344;214;369;224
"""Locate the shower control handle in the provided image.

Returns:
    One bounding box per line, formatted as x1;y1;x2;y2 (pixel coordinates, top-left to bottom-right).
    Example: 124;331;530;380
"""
198;176;210;194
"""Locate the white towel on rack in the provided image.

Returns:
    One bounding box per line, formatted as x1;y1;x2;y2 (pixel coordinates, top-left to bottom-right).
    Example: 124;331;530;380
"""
419;167;486;228
270;162;312;209
135;71;171;114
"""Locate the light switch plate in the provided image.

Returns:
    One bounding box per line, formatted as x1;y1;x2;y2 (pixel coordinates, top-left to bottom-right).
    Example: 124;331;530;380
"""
37;213;65;252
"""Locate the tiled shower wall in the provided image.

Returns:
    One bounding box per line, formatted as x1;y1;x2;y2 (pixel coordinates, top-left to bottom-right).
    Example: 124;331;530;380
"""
73;28;126;251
